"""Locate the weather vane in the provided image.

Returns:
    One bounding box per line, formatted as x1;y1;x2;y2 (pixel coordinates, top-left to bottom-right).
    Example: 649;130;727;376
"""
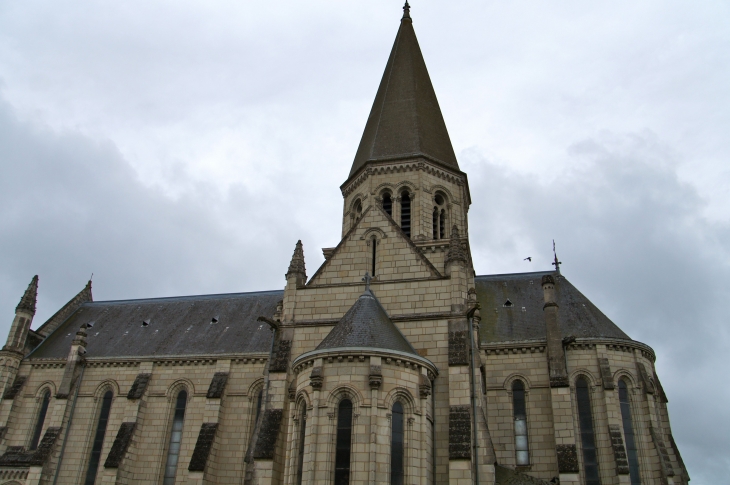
552;240;562;274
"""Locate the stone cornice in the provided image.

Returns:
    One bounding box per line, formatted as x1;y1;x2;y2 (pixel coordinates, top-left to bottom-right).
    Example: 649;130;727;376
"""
480;337;656;362
292;347;438;380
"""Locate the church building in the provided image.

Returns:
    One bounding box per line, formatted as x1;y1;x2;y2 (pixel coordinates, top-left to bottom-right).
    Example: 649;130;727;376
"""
0;4;687;485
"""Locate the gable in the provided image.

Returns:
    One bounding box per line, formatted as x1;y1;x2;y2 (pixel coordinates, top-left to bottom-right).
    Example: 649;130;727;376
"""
308;204;441;286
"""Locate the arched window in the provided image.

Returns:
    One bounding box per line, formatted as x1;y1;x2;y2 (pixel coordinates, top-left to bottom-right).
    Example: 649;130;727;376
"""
382;193;393;217
371;237;377;277
512;380;529;465
576;377;600;485
247;389;264;452
296;404;307;485
30;389;51;450
334;399;353;485
391;401;404;485
163;390;187;485
400;191;411;238
353;200;363;223
432;193;446;239
619;380;641;484
439;210;446;239
84;390;113;485
432;207;439;239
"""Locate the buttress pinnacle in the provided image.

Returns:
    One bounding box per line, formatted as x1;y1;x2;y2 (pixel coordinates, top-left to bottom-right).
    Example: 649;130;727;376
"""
286;240;307;281
16;275;39;315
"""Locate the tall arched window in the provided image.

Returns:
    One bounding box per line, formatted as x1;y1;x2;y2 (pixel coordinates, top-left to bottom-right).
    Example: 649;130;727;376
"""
619;380;641;485
30;389;51;450
400;191;411;238
334;399;353;485
296;404;307;485
576;377;600;485
433;193;446;240
512;380;529;465
391;401;404;485
432;207;439;239
163;390;187;485
371;237;377;277
84;390;113;485
382;193;393;217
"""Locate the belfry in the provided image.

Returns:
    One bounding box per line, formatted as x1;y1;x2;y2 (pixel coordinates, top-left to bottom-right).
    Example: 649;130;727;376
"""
0;4;687;485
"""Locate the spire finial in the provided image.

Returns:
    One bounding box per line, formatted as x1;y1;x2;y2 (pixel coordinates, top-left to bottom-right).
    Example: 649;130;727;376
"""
16;275;39;315
362;272;372;291
552;240;562;274
402;1;411;20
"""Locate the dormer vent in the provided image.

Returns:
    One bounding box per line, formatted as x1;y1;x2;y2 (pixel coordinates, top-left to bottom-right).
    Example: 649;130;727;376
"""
503;300;513;308
142;320;150;327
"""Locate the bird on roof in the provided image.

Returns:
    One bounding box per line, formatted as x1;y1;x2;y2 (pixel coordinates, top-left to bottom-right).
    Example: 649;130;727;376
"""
524;257;532;262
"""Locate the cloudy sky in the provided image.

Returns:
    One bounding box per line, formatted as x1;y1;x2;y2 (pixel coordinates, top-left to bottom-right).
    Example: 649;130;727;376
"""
1;0;728;481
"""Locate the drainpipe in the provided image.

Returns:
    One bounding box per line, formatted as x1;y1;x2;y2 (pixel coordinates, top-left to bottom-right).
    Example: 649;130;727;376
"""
467;304;481;485
52;364;85;485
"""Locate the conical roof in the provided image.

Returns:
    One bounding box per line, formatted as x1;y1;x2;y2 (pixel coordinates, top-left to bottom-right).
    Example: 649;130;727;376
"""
315;288;419;356
349;5;458;179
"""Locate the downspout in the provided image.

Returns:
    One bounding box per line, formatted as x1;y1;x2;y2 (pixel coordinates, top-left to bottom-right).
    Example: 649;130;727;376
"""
467;304;480;485
52;364;85;485
431;376;436;485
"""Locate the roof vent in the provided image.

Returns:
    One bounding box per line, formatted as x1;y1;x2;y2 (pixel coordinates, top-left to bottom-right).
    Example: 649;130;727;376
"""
503;300;513;308
142;320;150;327
86;321;95;328
210;316;219;324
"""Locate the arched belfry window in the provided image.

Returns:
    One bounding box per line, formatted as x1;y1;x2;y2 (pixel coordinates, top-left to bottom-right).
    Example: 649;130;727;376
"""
619;380;641;484
84;390;113;485
400;191;411;238
433;193;446;240
382;192;393;217
30;389;51;450
576;377;600;485
334;399;353;485
296;403;307;485
391;401;404;485
163;390;188;485
512;380;529;465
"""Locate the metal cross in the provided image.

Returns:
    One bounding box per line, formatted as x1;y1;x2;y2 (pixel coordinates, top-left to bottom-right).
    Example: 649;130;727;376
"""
552;240;562;274
362;272;372;291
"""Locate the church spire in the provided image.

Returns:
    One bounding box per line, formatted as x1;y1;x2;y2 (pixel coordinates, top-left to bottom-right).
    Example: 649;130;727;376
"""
348;2;458;180
16;275;38;316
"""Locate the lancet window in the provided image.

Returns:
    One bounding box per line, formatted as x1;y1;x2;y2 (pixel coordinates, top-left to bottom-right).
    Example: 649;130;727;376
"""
163;390;188;485
400;190;411;238
296;403;307;485
30;389;51;450
432;193;446;240
84;390;113;485
371;236;378;277
382;192;393;217
512;380;529;465
391;401;405;485
334;399;353;485
576;377;600;485
619;380;641;484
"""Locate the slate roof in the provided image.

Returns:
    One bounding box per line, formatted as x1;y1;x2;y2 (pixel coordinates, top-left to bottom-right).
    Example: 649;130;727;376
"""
28;290;282;359
348;8;459;181
475;271;631;343
315;289;419;356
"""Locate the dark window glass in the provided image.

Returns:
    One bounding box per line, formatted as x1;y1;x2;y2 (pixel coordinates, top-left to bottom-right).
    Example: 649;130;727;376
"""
400;192;411;238
372;238;377;277
84;390;113;485
576;377;600;485
163;390;187;485
334;399;353;485
439;210;446;240
432;208;439;239
383;194;392;217
296;405;307;485
391;402;404;485
30;390;51;450
619;380;641;484
512;380;529;465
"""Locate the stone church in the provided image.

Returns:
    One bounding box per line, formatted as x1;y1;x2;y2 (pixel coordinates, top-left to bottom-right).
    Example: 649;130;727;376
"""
0;4;688;485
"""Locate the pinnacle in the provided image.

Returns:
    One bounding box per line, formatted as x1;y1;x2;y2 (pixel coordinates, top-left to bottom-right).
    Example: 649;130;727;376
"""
286;240;307;280
402;1;411;20
16;275;39;315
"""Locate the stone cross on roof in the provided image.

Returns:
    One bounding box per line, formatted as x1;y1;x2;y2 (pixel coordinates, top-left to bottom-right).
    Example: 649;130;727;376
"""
362;272;372;291
552;240;562;274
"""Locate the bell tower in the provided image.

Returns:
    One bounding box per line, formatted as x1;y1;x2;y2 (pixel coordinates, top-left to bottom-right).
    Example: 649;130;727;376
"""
339;2;472;273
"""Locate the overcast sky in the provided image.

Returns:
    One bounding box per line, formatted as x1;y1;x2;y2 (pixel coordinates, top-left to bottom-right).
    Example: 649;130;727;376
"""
1;1;728;482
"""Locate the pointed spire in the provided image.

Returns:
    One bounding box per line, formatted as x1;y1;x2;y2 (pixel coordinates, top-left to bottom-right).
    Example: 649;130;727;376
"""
348;3;458;180
402;1;411;20
16;275;38;315
286;240;307;283
445;225;467;265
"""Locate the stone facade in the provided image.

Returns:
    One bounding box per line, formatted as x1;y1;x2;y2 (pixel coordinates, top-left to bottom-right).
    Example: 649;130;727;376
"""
0;4;687;485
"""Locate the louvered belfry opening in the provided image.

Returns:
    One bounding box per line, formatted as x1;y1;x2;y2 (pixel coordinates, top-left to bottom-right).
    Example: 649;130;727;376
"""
400;191;411;237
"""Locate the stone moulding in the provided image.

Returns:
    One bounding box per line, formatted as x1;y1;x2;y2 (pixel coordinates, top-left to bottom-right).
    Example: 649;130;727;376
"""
292;347;438;378
482;337;656;362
